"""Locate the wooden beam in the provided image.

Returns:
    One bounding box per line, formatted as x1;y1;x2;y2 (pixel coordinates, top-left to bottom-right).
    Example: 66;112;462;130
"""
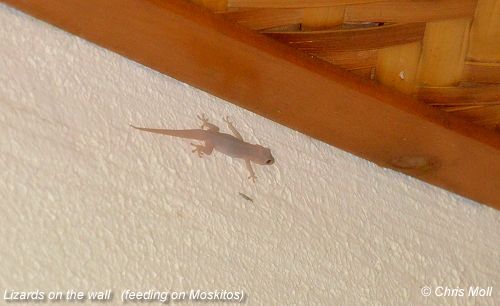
2;0;500;208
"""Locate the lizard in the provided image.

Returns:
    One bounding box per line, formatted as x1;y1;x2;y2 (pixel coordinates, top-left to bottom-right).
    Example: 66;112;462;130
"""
130;114;274;182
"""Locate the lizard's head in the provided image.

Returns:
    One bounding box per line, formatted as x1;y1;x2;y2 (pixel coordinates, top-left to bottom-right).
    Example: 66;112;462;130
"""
251;145;275;165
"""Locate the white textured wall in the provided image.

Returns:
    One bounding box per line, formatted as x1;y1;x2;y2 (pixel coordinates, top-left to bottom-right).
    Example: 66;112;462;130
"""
0;4;498;305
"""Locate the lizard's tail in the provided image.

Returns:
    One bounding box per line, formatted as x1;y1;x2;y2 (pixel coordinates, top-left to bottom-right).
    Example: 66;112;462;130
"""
129;124;206;140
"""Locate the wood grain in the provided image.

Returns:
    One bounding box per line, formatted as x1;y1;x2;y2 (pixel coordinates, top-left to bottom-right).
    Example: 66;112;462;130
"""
467;0;500;62
463;62;500;84
2;0;500;208
190;0;228;11
417;18;471;86
220;8;303;30
220;7;345;31
344;0;476;23
313;49;378;70
376;42;422;94
419;85;500;106
301;6;345;30
265;23;426;51
450;104;500;129
228;0;390;8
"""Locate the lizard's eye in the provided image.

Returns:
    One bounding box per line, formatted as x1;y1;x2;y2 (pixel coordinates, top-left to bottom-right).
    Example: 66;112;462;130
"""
266;159;273;164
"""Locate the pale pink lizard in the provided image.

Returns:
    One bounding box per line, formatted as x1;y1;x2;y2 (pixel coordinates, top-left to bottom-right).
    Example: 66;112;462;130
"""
130;115;274;181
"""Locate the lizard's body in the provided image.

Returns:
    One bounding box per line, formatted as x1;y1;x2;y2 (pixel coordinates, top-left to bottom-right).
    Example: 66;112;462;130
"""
130;115;274;181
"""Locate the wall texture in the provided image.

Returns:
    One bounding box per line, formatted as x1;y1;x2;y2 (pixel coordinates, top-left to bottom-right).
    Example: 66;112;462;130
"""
0;4;498;305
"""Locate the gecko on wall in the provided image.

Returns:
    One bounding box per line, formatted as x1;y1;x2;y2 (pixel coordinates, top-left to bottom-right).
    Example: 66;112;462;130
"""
130;115;274;181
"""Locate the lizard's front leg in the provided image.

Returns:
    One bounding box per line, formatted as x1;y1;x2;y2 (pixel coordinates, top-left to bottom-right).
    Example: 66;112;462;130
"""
245;160;257;182
191;142;214;158
223;116;244;141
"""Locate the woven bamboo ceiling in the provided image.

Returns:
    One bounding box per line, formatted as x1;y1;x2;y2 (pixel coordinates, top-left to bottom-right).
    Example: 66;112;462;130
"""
193;0;500;130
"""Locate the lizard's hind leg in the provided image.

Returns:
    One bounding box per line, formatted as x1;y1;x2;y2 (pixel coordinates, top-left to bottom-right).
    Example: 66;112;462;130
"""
191;142;214;158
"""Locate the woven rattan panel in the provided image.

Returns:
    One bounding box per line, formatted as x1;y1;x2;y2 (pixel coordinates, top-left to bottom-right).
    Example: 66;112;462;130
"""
191;0;500;131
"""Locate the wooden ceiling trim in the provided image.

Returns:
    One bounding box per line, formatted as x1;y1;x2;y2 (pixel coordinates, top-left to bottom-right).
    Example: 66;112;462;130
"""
2;0;500;208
